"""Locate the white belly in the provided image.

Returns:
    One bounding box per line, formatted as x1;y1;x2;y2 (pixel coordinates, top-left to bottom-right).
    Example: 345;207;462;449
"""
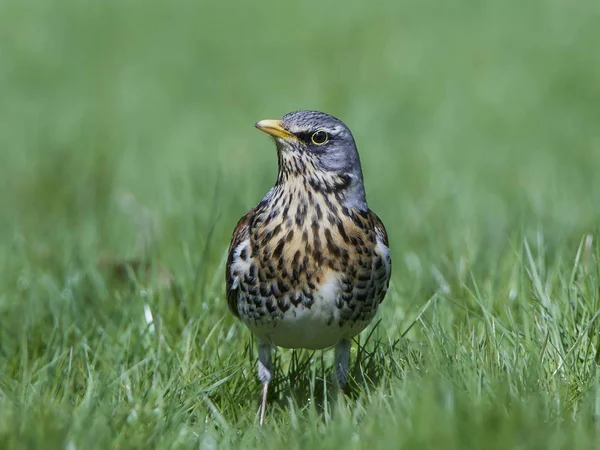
245;307;370;349
241;273;371;349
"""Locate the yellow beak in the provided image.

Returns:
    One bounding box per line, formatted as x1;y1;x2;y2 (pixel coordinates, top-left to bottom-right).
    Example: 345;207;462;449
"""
255;119;297;140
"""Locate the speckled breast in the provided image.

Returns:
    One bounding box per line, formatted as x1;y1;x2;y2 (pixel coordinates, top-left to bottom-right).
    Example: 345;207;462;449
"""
232;184;389;349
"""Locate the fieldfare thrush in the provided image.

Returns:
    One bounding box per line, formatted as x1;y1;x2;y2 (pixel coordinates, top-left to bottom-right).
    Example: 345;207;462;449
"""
225;110;391;424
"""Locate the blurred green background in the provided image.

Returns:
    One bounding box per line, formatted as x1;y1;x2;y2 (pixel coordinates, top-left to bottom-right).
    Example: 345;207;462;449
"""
2;0;600;448
3;0;599;263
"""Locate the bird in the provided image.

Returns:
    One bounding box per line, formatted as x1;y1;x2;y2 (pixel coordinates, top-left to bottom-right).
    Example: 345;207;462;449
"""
225;110;391;425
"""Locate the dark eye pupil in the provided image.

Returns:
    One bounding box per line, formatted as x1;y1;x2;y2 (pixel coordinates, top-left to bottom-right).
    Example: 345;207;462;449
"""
312;131;327;144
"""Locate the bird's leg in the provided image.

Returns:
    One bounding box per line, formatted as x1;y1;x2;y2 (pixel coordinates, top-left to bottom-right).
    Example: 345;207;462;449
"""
257;341;273;425
334;338;351;390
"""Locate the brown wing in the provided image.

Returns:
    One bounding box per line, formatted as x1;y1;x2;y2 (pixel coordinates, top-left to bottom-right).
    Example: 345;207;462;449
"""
368;209;391;303
225;208;255;318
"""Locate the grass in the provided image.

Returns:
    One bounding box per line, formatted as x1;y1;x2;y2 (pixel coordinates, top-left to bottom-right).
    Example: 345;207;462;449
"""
1;0;600;448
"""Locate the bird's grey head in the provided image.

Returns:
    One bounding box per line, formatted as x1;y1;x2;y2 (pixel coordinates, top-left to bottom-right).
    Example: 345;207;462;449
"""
255;110;367;210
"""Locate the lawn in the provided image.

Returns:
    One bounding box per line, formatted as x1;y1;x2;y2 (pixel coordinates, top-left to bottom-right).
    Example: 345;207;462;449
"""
1;0;600;448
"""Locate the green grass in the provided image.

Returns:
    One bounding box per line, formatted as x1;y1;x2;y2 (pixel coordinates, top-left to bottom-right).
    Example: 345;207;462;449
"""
2;0;600;448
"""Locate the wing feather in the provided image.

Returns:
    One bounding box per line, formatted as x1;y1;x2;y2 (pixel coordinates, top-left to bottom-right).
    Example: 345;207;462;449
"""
225;209;255;318
368;209;391;303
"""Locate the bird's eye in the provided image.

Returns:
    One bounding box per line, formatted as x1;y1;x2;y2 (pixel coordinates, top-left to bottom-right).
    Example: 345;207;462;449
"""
311;130;328;145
